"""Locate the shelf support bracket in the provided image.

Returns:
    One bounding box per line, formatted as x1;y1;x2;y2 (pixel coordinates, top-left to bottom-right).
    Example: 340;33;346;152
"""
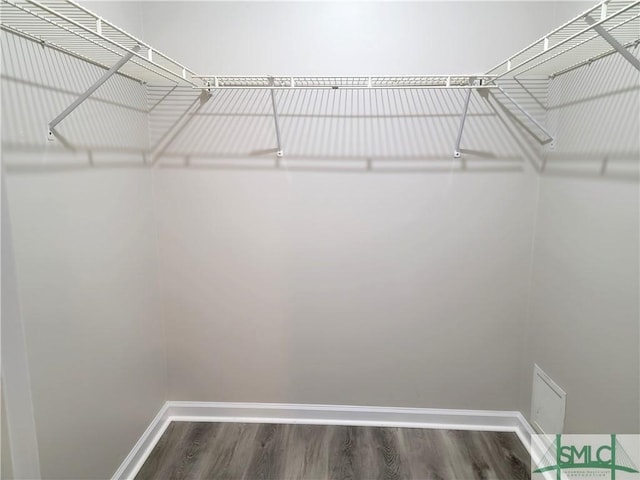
268;76;284;157
495;85;554;143
584;14;640;72
48;45;140;138
453;87;473;158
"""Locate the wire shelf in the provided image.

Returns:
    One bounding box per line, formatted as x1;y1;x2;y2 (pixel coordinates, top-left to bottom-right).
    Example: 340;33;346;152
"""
3;0;636;157
3;0;637;89
486;0;640;79
192;75;497;89
0;0;198;86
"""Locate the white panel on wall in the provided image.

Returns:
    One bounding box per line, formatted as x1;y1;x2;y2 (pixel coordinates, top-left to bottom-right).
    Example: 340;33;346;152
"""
531;364;566;434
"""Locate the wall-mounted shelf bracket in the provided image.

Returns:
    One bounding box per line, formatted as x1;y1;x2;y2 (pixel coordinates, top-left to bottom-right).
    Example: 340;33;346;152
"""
495;84;555;146
584;14;640;72
47;44;141;139
453;77;477;158
268;76;284;157
453;81;474;158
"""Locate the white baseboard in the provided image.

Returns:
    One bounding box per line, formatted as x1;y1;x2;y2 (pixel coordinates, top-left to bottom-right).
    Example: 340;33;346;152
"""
112;401;535;480
111;403;173;480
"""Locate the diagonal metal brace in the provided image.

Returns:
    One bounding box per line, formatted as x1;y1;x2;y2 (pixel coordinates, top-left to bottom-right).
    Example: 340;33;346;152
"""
585;14;640;72
453;88;473;158
48;45;141;138
495;85;554;142
268;76;284;157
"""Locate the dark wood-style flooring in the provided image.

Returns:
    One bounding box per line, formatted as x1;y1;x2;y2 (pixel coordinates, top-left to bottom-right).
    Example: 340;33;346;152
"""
135;422;531;480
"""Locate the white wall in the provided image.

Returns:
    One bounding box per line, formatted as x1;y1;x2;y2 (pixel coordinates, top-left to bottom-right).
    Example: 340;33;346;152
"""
1;170;40;479
143;1;584;410
3;5;637;480
1;392;13;480
1;20;166;480
520;45;640;433
139;1;589;76
78;1;146;39
156;168;539;409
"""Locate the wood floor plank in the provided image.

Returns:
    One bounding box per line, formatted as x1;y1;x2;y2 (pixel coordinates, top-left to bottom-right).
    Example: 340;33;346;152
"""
327;425;357;480
397;427;446;480
197;422;260;479
484;431;531;480
438;430;489;480
243;423;287;480
134;422;185;480
370;427;408;480
175;422;218;480
281;424;330;480
452;430;497;480
134;422;531;480
351;427;382;478
136;422;217;480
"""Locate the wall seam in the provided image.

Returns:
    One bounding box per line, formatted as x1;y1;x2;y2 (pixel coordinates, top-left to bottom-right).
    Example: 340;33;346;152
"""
1;167;42;478
515;81;547;422
139;0;169;405
148;113;170;404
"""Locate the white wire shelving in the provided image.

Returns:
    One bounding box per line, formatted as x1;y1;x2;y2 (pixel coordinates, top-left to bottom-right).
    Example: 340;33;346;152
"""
1;0;639;156
0;0;198;86
486;0;640;79
192;75;496;90
193;1;640;89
